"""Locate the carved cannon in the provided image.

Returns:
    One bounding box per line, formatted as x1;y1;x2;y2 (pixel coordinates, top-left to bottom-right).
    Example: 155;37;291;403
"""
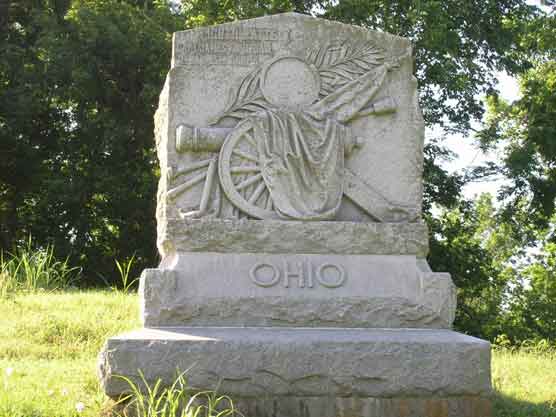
176;121;363;219
173;100;418;223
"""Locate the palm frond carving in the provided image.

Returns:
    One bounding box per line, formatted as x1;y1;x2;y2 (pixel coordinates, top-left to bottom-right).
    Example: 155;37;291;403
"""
306;41;385;97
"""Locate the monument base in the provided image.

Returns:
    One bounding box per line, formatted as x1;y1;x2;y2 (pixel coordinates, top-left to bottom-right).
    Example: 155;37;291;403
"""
99;327;491;417
233;395;492;417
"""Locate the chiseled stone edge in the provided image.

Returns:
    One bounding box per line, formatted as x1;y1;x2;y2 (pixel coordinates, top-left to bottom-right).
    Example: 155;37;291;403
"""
159;218;429;257
99;327;491;399
142;296;453;329
233;396;492;417
172;13;413;68
140;264;456;329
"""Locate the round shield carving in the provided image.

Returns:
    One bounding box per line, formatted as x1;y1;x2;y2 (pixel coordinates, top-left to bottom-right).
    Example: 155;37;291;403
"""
260;56;321;110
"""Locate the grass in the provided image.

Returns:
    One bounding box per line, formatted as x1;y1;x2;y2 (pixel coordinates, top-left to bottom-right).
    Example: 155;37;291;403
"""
0;239;80;297
492;347;556;416
0;290;139;417
118;371;241;417
0;291;555;416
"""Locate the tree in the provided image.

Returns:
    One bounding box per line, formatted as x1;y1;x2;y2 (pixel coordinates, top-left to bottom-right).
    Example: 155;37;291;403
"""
465;10;556;342
1;0;182;283
479;12;556;232
499;235;556;342
0;0;68;250
0;0;549;302
428;194;523;338
183;0;315;26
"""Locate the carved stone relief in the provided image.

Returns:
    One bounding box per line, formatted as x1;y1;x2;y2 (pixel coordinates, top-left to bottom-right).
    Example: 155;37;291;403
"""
169;39;416;222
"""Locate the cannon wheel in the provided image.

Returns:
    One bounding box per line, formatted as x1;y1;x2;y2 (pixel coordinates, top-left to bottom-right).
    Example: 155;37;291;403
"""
218;120;280;220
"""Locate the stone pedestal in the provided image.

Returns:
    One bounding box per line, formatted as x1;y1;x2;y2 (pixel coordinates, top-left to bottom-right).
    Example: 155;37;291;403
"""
99;220;491;416
140;220;456;330
100;327;491;417
98;13;492;417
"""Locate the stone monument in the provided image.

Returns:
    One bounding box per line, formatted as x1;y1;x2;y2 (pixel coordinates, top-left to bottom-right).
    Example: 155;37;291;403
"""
99;13;492;417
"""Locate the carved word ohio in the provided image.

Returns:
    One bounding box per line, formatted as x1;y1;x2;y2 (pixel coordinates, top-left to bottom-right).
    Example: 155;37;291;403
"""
249;261;346;289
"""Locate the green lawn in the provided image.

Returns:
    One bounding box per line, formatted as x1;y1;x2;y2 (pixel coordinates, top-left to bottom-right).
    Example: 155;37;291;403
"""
0;291;139;417
492;347;556;416
0;291;555;417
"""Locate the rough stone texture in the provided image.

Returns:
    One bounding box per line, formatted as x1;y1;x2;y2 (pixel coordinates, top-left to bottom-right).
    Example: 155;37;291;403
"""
159;218;429;259
99;328;492;400
140;254;456;328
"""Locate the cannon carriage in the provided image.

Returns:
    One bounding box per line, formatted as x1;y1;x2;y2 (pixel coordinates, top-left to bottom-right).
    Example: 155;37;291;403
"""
170;96;416;223
167;48;416;222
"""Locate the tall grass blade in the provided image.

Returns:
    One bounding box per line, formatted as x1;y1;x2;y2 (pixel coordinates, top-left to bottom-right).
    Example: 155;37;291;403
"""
0;236;80;297
115;370;242;417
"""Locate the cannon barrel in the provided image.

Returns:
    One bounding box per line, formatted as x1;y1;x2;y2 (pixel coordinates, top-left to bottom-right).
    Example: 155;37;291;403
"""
176;123;364;155
176;125;233;153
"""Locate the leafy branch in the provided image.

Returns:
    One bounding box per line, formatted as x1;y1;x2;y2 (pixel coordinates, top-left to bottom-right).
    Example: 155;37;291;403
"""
307;41;385;96
213;67;268;123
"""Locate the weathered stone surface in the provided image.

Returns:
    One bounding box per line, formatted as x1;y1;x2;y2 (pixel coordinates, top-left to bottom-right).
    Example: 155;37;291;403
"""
99;328;492;400
141;254;456;328
158;218;429;259
154;12;424;259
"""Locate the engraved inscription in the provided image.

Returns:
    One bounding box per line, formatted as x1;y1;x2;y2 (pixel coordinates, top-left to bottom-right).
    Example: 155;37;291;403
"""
249;263;280;287
250;261;346;289
317;263;346;288
174;27;290;66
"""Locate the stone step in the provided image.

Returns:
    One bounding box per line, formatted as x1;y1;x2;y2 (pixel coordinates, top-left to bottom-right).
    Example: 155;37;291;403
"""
99;326;491;417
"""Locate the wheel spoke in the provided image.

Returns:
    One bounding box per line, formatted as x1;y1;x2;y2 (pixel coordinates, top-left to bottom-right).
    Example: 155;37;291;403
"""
243;132;257;148
248;181;267;204
231;165;260;174
167;171;206;200
236;173;263;191
233;149;258;163
171;159;212;180
265;191;273;210
199;159;217;212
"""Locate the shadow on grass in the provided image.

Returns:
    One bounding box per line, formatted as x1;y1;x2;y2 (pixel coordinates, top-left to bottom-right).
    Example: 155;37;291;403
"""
494;392;556;417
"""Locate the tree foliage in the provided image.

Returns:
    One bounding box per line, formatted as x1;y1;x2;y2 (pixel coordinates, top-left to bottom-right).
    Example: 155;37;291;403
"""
1;0;181;283
428;195;514;338
473;10;556;342
183;0;314;26
1;0;555;341
502;239;556;342
480;12;556;230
